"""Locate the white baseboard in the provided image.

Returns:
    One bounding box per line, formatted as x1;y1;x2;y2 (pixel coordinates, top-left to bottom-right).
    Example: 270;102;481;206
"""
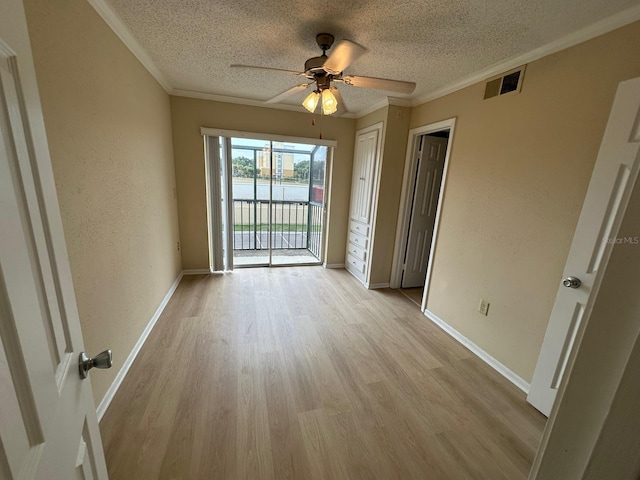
367;282;390;289
424;309;530;394
182;268;211;275
323;263;345;269
97;271;184;421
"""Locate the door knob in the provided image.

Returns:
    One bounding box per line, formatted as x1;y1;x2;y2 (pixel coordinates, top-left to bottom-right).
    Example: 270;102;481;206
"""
79;350;112;379
562;276;581;289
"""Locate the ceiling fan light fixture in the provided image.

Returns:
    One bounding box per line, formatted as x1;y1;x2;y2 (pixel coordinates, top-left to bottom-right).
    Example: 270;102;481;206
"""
302;91;320;113
321;88;338;115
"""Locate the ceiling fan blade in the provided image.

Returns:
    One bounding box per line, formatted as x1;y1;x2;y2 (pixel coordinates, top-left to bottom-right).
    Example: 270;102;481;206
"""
265;83;312;104
231;64;306;76
330;86;348;116
322;40;366;75
343;75;416;94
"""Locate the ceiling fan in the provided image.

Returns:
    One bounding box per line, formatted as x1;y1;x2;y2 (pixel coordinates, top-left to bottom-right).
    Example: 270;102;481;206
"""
231;33;416;115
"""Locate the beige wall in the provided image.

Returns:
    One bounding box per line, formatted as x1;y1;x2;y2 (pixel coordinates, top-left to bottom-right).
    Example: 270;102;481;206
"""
354;104;411;285
25;0;182;404
369;105;411;284
409;20;640;381
356;106;388;131
170;96;356;269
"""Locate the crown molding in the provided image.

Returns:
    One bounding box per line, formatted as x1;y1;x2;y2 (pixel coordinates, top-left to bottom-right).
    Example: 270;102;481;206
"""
410;4;640;107
171;88;358;118
387;97;412;108
351;96;412;119
353;98;389;118
87;0;172;92
89;0;640;119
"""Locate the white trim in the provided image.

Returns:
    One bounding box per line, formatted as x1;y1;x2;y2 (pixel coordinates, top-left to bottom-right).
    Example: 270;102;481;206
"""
424;309;530;394
409;4;640;108
222;138;235;270
366;282;390;289
204;136;223;272
182;269;211;275
320;148;334;265
355;98;389;118
96;271;183;421
323;263;345;269
357;122;385;286
200;127;338;148
387;97;413;108
86;0;171;92
354;96;413;119
390;118;456;309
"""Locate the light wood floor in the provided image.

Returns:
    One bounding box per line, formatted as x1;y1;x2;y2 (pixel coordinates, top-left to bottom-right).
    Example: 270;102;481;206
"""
399;287;424;307
100;267;545;479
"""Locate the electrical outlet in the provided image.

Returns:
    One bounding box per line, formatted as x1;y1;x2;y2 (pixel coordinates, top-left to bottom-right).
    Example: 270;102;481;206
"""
177;241;180;251
479;299;489;316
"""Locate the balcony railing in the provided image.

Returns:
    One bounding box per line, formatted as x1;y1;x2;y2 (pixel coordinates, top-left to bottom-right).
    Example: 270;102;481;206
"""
232;199;323;258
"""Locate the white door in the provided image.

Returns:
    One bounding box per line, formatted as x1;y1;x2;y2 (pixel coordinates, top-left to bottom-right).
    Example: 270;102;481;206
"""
402;135;448;288
527;77;640;416
0;2;109;478
350;128;380;224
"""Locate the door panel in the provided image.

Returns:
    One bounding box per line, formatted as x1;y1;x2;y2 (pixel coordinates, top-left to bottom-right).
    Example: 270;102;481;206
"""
350;130;379;224
527;77;640;416
402;135;448;288
0;2;108;477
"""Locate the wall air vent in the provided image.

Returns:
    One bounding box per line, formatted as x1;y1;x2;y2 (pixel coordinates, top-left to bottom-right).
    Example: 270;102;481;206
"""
484;65;526;100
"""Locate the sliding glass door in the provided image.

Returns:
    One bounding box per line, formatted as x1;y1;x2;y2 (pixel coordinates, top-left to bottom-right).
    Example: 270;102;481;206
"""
206;132;330;270
230;139;271;266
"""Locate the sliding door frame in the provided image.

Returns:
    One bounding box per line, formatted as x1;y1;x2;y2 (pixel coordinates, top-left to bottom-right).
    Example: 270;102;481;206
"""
202;127;337;270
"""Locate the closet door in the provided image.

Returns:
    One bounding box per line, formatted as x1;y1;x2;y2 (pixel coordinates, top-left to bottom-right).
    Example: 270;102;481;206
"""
346;123;383;285
350;128;380;224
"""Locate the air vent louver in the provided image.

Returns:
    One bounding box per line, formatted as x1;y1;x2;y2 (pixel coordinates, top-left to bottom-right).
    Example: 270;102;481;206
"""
484;66;526;100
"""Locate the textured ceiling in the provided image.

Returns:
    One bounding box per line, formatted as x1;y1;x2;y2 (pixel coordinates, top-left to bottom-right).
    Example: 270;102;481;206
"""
105;0;640;115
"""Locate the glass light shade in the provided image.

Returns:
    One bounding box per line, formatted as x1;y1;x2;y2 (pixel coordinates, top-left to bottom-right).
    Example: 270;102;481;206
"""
302;91;320;113
321;88;338;115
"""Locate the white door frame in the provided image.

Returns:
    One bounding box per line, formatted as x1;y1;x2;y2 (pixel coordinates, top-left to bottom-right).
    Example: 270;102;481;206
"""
201;128;337;268
390;118;456;309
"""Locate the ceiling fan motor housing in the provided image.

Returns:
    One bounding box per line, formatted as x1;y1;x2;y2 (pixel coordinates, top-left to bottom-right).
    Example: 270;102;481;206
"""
316;33;334;51
304;56;327;76
304;33;335;77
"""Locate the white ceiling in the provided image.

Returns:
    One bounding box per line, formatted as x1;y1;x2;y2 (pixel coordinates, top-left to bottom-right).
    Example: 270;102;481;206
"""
100;0;640;116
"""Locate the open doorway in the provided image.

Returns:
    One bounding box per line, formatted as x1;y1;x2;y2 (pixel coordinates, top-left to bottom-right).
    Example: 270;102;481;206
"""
391;118;456;310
